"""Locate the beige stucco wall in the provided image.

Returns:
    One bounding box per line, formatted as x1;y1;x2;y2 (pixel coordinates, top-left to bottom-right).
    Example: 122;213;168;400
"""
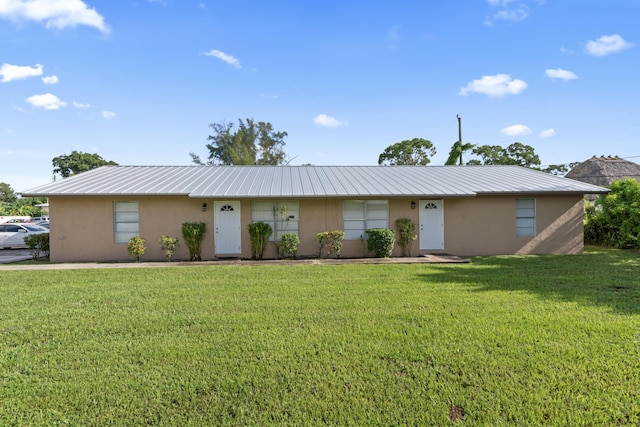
48;196;215;262
47;194;584;262
441;195;585;256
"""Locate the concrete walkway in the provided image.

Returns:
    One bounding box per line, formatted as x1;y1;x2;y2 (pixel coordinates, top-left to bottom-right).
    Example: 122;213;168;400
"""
0;252;469;271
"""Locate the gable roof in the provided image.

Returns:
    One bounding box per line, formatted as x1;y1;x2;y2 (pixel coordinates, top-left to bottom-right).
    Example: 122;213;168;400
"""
21;165;609;198
566;155;640;187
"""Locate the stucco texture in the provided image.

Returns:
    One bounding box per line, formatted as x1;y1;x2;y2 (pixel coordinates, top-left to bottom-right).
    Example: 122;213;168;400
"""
47;194;584;262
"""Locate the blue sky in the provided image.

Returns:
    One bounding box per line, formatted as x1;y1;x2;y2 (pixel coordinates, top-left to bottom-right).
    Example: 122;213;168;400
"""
1;0;638;191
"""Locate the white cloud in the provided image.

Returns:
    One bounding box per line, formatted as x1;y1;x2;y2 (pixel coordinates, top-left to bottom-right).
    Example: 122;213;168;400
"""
539;128;556;138
560;46;575;55
0;63;43;82
42;75;59;84
0;0;109;33
313;114;347;128
11;104;28;113
458;73;527;97
102;111;116;119
203;49;241;69
545;68;577;81
485;0;529;26
487;0;519;6
73;101;90;109
493;5;528;21
387;25;401;42
585;34;633;56
26;93;67;110
501;124;532;137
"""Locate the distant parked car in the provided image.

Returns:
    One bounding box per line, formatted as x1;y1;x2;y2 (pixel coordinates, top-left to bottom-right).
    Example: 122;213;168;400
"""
34;220;49;229
0;223;49;249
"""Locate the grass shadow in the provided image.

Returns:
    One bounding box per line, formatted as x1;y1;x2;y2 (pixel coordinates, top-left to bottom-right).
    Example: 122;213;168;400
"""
419;246;640;315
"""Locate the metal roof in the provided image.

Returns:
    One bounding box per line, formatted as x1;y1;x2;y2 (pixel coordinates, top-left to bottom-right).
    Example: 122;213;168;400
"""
21;165;610;198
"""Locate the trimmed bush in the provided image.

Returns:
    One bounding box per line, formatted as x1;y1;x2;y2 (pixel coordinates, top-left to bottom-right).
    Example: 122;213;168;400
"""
395;218;417;257
316;230;345;258
159;235;180;261
23;233;49;260
279;233;300;259
366;228;395;258
127;236;146;262
248;222;272;260
182;222;207;261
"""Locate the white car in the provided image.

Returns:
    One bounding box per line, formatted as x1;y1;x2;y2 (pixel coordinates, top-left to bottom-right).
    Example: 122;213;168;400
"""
0;223;49;249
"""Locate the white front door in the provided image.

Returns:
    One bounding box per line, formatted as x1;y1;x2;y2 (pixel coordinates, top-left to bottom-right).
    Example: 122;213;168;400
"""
419;199;444;250
214;201;241;255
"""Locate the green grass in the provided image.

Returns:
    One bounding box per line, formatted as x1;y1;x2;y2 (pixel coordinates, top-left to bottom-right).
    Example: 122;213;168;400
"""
1;247;639;425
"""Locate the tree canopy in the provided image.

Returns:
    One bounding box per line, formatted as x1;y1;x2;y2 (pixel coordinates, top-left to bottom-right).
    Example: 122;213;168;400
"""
470;142;541;168
192;118;288;166
53;151;118;179
585;178;640;249
0;183;46;217
378;138;436;166
0;182;17;203
445;141;475;166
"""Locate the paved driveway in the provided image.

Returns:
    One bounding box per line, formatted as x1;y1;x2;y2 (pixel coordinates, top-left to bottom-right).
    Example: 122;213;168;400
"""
0;248;32;264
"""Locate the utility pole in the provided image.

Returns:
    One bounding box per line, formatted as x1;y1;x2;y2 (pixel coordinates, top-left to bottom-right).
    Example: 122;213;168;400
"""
457;115;463;165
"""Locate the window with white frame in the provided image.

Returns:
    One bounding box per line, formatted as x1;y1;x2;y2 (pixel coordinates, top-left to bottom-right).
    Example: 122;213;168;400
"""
251;201;299;240
515;198;536;237
343;200;389;240
114;201;139;243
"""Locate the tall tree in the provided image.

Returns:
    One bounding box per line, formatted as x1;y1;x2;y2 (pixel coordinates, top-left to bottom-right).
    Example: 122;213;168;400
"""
471;142;541;168
445;141;475;165
0;182;17;203
255;121;289;165
378;138;436;166
0;196;46;216
192;118;288;166
53;151;118;179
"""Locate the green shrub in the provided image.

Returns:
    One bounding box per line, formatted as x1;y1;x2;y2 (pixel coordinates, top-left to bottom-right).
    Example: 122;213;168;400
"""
366;228;395;258
23;233;49;260
316;231;345;258
181;222;207;261
395;218;417;257
127;236;146;262
159;235;180;261
584;204;614;246
279;233;300;259
248;222;272;259
585;178;640;248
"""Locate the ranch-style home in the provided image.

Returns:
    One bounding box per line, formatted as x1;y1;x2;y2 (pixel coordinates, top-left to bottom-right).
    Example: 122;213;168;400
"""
22;165;608;263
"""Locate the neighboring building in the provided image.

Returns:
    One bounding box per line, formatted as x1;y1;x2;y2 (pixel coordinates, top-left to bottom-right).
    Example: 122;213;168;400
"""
566;156;640;187
21;165;608;262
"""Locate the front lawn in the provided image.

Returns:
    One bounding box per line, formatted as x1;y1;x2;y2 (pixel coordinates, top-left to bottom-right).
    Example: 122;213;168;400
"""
1;248;639;425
